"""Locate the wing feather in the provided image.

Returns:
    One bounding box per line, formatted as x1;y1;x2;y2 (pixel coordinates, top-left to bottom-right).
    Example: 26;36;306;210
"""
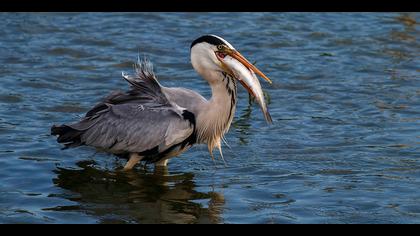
52;58;195;155
79;102;193;154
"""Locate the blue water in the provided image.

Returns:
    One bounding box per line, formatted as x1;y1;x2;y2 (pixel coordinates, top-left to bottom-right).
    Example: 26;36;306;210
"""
0;12;419;223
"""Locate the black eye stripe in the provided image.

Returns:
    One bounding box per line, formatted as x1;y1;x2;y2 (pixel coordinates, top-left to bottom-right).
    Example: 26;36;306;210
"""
190;35;227;49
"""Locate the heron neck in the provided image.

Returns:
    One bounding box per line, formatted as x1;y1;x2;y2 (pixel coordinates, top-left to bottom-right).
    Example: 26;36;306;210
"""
197;71;237;152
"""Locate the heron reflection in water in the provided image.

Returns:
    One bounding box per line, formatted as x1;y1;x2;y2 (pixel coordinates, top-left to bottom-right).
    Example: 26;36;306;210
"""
47;161;225;223
51;35;272;169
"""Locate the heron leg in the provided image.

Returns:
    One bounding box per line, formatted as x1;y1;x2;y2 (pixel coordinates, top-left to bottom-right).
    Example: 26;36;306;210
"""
155;159;169;167
123;153;143;170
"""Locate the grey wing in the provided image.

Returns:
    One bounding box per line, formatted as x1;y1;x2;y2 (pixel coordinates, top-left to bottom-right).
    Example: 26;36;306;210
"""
52;58;195;156
79;103;194;154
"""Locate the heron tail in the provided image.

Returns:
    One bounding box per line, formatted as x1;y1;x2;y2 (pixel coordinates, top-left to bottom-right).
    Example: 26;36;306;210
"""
51;124;83;149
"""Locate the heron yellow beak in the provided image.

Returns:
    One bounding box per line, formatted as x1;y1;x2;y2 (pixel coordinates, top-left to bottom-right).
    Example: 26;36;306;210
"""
225;49;272;84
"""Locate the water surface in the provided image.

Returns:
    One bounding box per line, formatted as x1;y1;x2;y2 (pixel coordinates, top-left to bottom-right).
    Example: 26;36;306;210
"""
0;12;419;223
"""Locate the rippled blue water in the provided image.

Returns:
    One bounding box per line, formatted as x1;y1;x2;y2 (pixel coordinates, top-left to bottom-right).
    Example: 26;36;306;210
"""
0;12;419;223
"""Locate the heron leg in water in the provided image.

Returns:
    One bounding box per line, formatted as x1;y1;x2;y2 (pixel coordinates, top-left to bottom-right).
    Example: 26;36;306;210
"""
155;159;169;167
123;153;143;170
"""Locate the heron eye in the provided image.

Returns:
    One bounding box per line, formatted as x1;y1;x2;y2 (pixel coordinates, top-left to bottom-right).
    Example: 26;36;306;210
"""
217;45;224;50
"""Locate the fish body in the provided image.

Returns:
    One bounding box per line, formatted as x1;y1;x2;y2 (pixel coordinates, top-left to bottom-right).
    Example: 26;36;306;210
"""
223;55;272;123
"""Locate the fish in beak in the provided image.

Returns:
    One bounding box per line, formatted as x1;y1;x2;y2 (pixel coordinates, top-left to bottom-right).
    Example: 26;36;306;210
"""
216;47;273;123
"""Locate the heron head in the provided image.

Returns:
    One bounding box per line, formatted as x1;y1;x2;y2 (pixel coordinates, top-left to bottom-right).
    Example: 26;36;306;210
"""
190;34;272;123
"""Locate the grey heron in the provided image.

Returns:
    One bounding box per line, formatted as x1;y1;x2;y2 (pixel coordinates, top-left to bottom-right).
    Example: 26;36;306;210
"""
51;35;272;170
